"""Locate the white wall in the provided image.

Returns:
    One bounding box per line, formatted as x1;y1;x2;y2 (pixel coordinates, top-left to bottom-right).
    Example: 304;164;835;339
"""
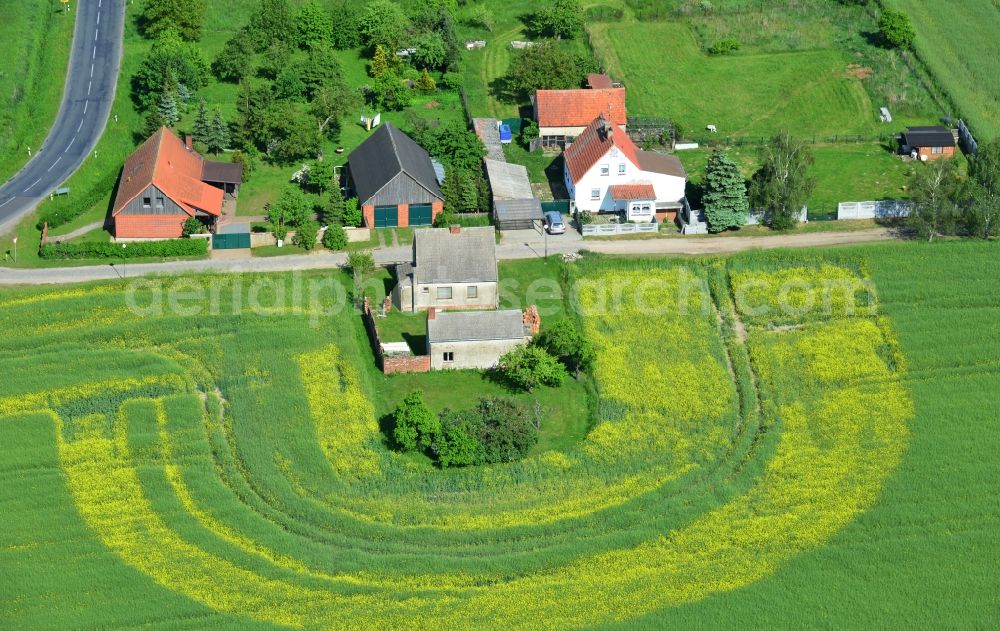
413;281;498;311
429;338;527;370
565;148;685;219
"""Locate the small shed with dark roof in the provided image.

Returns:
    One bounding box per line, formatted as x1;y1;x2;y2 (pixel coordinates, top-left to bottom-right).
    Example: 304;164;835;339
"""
347;123;444;228
900;126;957;161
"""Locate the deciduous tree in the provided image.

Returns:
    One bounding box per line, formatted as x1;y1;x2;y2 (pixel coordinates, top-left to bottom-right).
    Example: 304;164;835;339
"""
749;131;815;230
965;140;1000;239
358;0;410;52
502;43;597;100
392;391;441;452
211;31;255;83
247;0;294;52
528;0;584;40
908;159;960;242
295;0;333;49
132;29;209;110
142;0;206;41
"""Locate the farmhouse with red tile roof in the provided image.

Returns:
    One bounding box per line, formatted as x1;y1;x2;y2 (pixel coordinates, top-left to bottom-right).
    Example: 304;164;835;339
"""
532;75;626;148
111;127;242;239
563;116;687;223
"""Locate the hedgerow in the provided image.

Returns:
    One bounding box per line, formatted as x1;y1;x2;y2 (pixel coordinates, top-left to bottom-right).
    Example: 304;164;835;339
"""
39;238;208;260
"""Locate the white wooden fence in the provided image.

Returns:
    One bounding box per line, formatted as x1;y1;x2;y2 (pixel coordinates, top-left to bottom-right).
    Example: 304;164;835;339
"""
746;207;808;225
837;200;911;221
582;223;659;237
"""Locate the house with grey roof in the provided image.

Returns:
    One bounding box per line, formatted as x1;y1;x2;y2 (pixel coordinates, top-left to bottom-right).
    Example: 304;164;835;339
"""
427;308;533;370
347;123;444;228
392;225;499;312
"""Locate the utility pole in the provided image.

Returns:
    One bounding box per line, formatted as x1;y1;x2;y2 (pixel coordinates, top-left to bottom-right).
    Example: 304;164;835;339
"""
11;236;17;264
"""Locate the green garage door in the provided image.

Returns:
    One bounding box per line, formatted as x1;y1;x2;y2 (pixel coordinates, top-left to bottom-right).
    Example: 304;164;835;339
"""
374;205;398;228
212;232;250;249
409;204;433;226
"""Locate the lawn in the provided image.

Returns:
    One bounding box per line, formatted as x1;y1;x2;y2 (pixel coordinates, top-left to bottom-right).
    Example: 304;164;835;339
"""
0;243;999;626
676;142;917;218
0;1;74;185
590;20;879;139
886;0;1000;141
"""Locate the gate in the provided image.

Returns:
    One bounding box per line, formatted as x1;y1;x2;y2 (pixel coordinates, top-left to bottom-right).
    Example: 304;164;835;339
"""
409;204;433;226
212;232;250;249
374;205;398;228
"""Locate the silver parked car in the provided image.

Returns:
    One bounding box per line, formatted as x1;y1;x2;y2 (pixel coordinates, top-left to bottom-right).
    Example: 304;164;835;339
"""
544;211;566;234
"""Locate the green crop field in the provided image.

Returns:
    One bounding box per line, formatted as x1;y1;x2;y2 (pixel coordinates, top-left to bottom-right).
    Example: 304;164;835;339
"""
590;20;880;138
0;1;74;185
886;0;1000;141
1;243;998;627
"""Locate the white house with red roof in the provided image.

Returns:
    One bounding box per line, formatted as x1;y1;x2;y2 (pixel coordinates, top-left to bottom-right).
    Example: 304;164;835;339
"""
532;74;626;148
563;116;687;222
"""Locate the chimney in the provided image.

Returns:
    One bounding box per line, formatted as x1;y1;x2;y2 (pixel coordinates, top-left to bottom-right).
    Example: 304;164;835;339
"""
428;307;436;320
185;135;193;150
449;225;461;235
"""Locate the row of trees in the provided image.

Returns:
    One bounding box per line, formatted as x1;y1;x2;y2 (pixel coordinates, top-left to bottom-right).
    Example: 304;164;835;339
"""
908;140;1000;241
699;132;815;233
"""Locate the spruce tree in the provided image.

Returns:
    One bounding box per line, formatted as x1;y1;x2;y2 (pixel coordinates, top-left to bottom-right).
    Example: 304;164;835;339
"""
206;109;230;154
157;89;180;126
703;150;749;232
323;183;346;225
144;108;169;137
192;99;210;144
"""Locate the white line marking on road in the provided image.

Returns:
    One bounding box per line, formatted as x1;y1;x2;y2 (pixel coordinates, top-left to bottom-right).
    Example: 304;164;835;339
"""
83;100;88;114
95;29;99;40
24;178;42;193
77;118;85;132
93;45;97;60
87;81;92;95
47;156;62;172
98;0;101;7
66;136;76;152
90;64;94;78
96;12;100;25
0;199;12;208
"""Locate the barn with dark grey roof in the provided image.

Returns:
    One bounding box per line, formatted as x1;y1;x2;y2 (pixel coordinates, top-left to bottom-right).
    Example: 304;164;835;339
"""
347;123;444;228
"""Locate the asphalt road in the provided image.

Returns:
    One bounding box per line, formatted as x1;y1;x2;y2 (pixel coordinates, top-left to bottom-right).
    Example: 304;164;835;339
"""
0;0;125;235
0;229;896;286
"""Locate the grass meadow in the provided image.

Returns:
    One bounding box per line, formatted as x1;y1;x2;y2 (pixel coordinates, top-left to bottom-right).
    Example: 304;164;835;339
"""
0;1;74;185
886;0;1000;141
1;243;998;626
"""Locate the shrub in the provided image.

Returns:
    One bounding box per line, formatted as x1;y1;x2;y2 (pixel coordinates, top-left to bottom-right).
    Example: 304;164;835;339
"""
293;220;320;250
496;345;567;392
182;218;206;237
440;71;462;90
708;38;740;55
343;198;362;227
322;224;348;250
392;391;440;452
39;239;208;260
879;9;915;49
578;210;594;225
